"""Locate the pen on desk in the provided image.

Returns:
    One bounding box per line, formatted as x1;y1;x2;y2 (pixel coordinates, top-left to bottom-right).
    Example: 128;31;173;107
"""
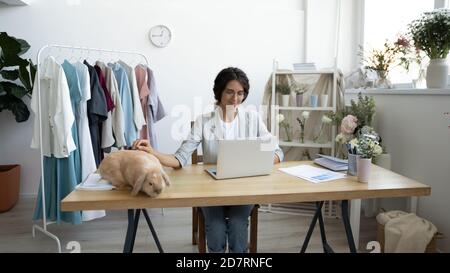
353;146;357;154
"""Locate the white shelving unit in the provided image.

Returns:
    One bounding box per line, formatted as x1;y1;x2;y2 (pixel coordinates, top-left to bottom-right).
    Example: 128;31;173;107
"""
270;59;338;157
267;59;339;218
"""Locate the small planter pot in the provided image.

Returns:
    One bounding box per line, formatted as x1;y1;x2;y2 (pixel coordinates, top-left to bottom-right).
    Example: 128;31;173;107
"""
320;94;329;107
310;95;318;107
0;165;21;213
281;95;290;107
356;157;371;183
373;153;391;170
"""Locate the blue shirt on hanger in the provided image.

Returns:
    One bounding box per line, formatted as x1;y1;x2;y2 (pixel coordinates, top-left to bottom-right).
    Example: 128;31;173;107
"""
108;62;137;147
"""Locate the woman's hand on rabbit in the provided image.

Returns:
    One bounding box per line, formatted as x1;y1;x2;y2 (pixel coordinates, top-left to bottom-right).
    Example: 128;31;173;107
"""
132;139;154;154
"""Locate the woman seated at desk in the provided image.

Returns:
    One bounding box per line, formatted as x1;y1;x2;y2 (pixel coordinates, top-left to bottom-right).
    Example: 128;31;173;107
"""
132;67;284;253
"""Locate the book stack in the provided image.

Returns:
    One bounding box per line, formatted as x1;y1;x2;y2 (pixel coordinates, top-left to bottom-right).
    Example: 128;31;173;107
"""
293;62;316;71
313;154;348;171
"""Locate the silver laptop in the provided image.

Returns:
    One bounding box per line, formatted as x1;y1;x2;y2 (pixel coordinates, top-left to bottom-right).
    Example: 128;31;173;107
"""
206;139;275;180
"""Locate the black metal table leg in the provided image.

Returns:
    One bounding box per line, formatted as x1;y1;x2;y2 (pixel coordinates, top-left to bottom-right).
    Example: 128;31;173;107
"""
300;201;323;253
341;200;357;253
123;209;135;253
142;209;164;253
317;203;334;253
129;209;141;252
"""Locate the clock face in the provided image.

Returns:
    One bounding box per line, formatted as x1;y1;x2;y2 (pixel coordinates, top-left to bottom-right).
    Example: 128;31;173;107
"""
149;25;172;48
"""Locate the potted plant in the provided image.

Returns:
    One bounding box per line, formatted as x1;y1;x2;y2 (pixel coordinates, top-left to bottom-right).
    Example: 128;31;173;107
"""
0;32;36;212
408;10;450;88
292;83;309;107
276;82;291;107
356;135;383;183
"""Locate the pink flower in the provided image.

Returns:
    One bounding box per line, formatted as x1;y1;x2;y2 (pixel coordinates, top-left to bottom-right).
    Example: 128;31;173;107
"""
340;115;358;135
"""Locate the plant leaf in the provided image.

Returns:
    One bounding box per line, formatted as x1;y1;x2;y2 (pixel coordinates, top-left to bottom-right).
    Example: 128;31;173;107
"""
0;93;30;122
16;38;30;56
18;65;31;90
0;32;29;67
0;69;19;81
0;81;29;98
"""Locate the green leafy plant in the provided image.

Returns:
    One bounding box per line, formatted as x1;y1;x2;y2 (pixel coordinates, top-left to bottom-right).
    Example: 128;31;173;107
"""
357;135;383;159
408;10;450;59
327;92;375;130
292;83;309;95
276;83;291;95
0;32;36;122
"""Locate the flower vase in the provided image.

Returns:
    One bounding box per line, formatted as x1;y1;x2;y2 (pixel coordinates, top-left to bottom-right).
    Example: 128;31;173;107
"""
412;69;426;89
426;59;448;88
375;71;392;89
313;124;328;144
283;126;292;142
299;129;304;143
357;157;372;183
296;93;303;107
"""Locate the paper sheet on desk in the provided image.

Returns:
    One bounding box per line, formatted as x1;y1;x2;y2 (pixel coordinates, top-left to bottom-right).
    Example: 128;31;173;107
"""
76;173;116;191
279;165;346;183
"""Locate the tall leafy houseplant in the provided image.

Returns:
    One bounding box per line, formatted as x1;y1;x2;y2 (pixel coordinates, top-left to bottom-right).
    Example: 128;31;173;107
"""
408;10;450;88
0;32;36;122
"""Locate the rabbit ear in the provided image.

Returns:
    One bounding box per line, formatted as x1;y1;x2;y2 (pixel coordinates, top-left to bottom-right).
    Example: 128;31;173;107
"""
131;173;147;196
161;167;171;187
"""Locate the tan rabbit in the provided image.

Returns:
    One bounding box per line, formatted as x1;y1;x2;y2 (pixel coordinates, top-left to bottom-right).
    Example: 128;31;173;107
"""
98;150;171;197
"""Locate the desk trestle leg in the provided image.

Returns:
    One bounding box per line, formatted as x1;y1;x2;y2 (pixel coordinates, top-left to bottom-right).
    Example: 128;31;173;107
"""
123;209;164;253
300;200;357;253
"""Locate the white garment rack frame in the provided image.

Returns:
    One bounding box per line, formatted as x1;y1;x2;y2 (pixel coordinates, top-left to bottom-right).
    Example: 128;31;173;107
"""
32;44;150;253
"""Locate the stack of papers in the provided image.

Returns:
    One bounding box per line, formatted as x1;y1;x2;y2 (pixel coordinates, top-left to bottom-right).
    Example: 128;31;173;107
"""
279;164;346;183
76;173;116;191
313;154;348;171
293;62;317;71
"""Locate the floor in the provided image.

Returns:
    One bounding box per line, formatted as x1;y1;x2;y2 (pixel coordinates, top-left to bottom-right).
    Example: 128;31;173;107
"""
0;197;378;253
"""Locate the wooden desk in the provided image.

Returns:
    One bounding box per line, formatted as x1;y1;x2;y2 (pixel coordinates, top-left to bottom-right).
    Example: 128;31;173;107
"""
61;161;431;252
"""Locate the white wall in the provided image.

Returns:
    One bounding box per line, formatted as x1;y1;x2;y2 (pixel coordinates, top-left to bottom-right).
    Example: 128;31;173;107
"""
306;0;359;74
346;89;450;252
0;0;306;195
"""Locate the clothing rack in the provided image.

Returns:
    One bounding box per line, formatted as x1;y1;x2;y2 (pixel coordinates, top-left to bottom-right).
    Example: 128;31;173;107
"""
32;44;150;252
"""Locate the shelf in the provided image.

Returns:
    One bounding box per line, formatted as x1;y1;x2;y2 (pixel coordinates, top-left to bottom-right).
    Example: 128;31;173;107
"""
274;69;335;75
279;140;333;148
276;106;333;111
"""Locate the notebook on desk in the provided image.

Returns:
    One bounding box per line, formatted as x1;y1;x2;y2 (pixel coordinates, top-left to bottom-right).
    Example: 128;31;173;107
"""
313;154;348;171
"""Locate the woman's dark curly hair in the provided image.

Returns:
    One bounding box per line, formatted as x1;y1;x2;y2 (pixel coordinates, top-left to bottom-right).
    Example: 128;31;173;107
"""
213;67;250;104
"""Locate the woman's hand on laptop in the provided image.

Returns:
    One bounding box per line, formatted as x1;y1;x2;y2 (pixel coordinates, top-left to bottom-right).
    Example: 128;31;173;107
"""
132;139;154;154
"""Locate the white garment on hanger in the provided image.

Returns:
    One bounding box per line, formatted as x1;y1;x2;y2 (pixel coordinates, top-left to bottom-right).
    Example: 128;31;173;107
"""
74;61;106;222
73;62;97;181
30;56;76;158
118;60;146;132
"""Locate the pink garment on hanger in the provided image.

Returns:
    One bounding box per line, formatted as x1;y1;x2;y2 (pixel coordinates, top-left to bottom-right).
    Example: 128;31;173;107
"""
135;65;150;139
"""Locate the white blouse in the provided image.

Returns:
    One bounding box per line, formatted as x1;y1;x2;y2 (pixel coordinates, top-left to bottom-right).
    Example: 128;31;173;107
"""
30;56;76;158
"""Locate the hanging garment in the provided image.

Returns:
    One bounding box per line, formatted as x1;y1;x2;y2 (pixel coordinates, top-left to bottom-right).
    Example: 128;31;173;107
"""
145;66;166;149
73;62;97;180
135;65;150;140
31;56;81;224
118;60;146;134
94;64;115;149
108;62;136;147
96;61;126;148
31;56;76;158
84;60;108;166
74;61;106;221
